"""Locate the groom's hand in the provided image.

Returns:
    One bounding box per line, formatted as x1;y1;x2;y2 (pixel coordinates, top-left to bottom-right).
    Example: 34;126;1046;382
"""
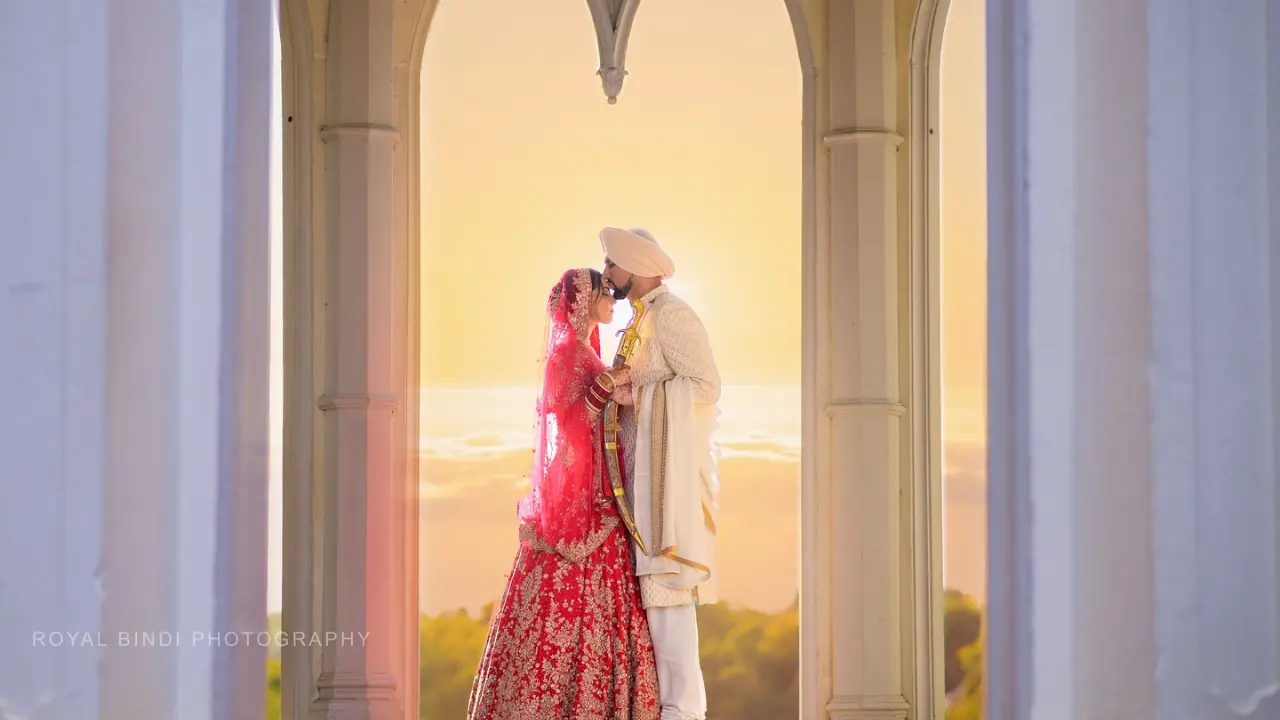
611;384;634;406
608;364;631;387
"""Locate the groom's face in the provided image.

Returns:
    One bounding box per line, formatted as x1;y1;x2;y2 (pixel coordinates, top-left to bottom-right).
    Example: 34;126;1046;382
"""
603;260;633;300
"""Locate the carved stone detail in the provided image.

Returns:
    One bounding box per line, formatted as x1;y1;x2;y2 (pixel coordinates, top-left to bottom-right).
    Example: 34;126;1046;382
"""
585;0;641;104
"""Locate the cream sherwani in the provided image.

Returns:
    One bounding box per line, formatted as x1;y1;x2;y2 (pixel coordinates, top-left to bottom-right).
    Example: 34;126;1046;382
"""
619;285;721;720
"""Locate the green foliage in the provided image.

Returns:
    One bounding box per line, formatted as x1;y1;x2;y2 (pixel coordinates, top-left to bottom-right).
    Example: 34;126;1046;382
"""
942;590;983;720
696;600;799;720
942;589;982;692
419;605;494;720
264;590;985;720
264;603;798;720
265;655;281;720
945;636;983;720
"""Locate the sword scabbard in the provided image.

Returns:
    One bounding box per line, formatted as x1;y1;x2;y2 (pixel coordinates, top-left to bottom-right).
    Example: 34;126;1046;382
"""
603;297;649;557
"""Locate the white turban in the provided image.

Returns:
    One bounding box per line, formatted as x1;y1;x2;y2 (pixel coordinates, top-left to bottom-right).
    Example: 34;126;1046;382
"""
599;226;676;279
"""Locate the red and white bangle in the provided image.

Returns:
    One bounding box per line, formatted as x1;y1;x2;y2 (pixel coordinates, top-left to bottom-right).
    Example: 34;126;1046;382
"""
585;373;613;414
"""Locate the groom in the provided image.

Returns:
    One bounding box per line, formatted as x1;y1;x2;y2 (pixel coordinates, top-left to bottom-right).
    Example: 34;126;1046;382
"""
599;227;721;720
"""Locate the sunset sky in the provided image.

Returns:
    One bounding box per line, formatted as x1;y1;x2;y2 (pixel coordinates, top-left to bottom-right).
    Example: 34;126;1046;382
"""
418;0;803;388
938;0;989;603
268;0;987;615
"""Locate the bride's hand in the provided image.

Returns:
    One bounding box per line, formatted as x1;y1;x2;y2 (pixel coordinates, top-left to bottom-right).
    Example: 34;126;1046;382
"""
611;384;634;406
607;364;631;387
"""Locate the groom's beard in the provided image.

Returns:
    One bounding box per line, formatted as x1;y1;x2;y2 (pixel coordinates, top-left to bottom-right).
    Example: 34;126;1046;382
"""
611;281;631;301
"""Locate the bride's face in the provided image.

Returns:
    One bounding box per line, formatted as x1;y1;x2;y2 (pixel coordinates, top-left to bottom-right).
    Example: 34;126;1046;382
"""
590;289;616;325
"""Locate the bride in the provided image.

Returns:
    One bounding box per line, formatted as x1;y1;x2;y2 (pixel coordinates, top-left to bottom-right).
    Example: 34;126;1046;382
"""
467;268;660;720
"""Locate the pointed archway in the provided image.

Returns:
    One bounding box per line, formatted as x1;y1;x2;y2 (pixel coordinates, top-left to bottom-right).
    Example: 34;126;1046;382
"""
275;1;951;717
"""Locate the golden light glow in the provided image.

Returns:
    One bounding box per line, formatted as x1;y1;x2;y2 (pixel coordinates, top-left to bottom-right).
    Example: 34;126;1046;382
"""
265;0;989;615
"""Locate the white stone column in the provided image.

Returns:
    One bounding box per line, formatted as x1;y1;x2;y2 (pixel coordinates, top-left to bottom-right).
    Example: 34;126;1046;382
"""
100;0;274;717
0;2;110;718
986;0;1280;719
1148;1;1280;718
0;0;272;719
277;2;324;718
310;0;408;717
816;1;915;718
394;9;429;718
989;0;1159;716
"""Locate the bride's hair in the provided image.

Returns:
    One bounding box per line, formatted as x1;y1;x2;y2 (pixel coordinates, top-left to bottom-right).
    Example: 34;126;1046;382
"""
546;269;606;316
538;268;606;369
586;269;605;308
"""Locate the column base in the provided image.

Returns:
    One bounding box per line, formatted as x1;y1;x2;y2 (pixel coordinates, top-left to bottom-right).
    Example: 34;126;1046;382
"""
313;671;401;719
825;694;910;720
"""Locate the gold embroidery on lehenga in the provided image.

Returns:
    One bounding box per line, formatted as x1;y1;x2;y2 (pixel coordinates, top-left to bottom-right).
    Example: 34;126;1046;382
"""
467;299;659;719
519;517;620;564
466;530;661;720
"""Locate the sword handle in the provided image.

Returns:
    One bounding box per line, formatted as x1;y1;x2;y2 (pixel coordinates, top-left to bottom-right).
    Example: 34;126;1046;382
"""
613;297;647;367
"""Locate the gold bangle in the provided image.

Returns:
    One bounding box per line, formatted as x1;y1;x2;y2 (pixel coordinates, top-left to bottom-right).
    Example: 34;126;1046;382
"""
597;373;616;394
585;386;609;415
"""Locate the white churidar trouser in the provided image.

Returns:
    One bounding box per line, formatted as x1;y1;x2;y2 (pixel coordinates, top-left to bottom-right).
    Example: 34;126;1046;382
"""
646;603;706;720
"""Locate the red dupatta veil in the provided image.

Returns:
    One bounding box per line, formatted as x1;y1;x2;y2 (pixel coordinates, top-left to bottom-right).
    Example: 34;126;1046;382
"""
516;269;611;560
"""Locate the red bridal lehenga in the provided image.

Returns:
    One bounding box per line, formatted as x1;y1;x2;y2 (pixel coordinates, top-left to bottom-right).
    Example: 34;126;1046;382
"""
467;269;660;720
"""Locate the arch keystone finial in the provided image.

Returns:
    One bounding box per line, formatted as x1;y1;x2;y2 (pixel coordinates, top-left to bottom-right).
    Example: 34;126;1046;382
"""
586;0;641;104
